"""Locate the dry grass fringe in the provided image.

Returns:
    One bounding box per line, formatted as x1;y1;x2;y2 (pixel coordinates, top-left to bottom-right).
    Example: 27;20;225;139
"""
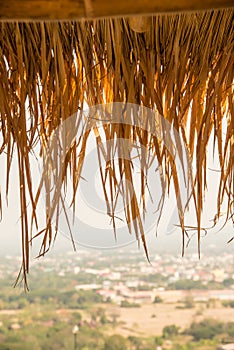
0;9;233;287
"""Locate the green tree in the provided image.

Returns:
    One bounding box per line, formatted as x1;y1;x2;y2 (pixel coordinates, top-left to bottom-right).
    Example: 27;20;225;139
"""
128;336;142;350
169;279;204;290
186;319;223;341
223;278;234;287
183;296;194;309
222;300;234;308
163;325;180;338
223;322;234;338
154;336;163;345
120;300;140;308
153;295;163;303
103;335;128;350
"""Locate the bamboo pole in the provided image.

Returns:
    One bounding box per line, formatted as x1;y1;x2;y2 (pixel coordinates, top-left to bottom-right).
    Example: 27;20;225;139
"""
0;0;233;20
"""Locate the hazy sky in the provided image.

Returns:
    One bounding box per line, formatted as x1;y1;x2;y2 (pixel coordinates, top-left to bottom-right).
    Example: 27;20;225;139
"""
0;134;233;259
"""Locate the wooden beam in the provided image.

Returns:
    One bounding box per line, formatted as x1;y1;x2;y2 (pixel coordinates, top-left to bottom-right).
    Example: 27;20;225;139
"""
0;0;233;20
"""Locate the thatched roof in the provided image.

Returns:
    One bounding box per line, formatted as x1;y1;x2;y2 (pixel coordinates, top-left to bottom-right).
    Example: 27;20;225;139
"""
0;7;233;287
0;0;233;19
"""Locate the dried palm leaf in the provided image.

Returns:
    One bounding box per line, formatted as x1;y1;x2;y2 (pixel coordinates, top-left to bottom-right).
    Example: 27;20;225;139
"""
0;9;233;287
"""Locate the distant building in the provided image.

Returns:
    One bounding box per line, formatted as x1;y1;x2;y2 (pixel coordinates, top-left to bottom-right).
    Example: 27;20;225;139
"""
108;272;121;280
125;280;140;288
213;269;226;283
74;266;81;274
217;344;234;350
122;290;155;303
205;290;234;301
97;289;123;304
75;284;101;290
10;323;21;330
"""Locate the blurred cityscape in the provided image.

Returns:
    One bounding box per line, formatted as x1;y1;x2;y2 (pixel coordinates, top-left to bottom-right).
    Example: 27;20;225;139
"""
0;249;233;349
